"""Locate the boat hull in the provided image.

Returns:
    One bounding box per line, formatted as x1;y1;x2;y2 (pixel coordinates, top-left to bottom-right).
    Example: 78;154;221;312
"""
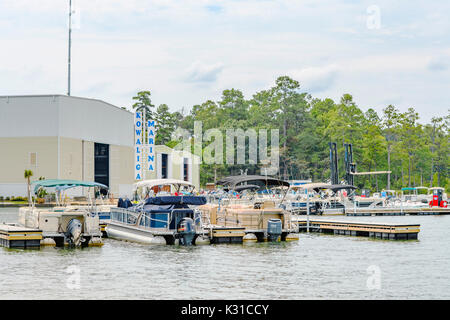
105;222;168;244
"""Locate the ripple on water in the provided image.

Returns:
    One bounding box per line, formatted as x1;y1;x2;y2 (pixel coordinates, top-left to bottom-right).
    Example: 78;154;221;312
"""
0;208;449;299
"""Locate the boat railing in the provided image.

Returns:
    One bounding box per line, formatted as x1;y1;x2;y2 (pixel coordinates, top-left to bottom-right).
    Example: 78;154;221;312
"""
139;212;169;228
111;206;207;234
111;208;139;225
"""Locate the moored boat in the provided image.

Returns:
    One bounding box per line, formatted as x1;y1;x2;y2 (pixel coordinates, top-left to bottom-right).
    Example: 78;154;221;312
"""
199;175;298;242
17;179;106;247
106;179;207;245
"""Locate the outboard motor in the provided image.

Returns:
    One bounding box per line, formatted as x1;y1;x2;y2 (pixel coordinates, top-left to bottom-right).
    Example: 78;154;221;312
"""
66;218;83;247
177;217;196;246
267;218;282;242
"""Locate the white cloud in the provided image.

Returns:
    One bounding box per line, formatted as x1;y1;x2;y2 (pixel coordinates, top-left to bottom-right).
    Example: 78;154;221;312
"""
288;65;340;93
427;56;449;72
1;0;449;122
184;61;224;84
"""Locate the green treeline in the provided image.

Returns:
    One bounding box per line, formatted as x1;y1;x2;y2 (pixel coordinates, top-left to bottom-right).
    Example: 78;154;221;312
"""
131;76;449;191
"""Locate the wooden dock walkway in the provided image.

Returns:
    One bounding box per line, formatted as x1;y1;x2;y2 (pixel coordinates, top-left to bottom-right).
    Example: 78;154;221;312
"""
345;207;450;216
0;224;42;248
292;206;450;216
292;217;420;240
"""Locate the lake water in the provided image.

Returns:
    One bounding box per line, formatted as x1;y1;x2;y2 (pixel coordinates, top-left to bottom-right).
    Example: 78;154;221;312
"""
1;207;449;299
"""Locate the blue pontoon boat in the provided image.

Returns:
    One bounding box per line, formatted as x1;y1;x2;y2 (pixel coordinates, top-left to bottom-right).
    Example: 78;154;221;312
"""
106;179;207;245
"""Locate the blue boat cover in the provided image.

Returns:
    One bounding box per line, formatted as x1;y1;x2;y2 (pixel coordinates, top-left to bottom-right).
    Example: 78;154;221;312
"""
118;198;134;208
144;196;207;206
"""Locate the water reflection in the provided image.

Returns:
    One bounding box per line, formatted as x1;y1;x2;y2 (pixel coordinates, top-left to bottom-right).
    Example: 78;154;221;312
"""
0;208;449;299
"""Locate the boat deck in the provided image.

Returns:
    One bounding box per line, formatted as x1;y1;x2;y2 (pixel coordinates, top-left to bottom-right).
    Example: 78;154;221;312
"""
207;226;246;244
345;207;450;216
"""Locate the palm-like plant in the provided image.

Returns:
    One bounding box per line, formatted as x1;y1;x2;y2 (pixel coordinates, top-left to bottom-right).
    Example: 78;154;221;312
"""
24;169;33;205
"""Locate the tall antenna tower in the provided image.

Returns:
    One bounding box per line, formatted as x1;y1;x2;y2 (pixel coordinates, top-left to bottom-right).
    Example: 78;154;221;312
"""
68;0;72;96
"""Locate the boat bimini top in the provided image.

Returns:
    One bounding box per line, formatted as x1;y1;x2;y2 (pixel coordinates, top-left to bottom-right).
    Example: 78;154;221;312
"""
216;175;290;191
296;182;330;191
313;184;356;194
32;179;108;194
30;179;109;207
132;179;197;201
215;175;291;204
118;179;206;210
133;179;195;192
233;184;261;193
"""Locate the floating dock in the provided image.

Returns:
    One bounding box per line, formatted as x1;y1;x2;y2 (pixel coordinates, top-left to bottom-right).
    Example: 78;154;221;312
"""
345;207;450;216
100;223;108;238
292;206;450;216
292;217;420;240
208;227;246;244
0;224;42;248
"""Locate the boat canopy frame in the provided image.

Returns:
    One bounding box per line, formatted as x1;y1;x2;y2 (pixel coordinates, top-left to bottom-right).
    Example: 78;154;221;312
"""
32;179;108;194
428;187;445;191
30;179;109;208
295;182;330;191
313;184;356;194
132;179;197;203
215;175;290;204
133;179;195;191
216;175;290;190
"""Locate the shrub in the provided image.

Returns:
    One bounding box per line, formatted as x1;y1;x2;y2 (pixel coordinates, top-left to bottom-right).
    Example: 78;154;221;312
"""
11;196;28;202
37;188;48;199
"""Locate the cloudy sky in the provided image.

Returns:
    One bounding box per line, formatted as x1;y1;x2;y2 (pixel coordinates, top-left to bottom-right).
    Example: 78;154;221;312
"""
1;0;449;122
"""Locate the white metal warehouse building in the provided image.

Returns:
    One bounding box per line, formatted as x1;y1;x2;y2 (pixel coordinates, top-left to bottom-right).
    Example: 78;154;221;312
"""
0;95;200;198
